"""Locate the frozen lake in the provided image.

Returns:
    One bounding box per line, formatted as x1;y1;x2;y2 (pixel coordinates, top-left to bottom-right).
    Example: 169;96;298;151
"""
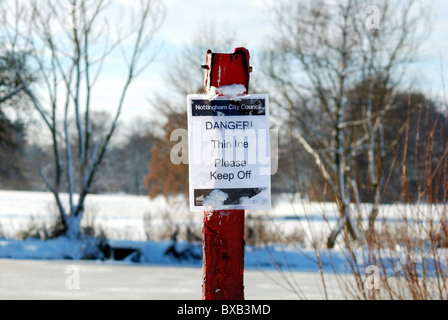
0;259;344;300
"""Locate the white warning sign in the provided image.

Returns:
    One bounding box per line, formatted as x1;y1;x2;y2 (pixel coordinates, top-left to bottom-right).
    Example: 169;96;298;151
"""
187;94;271;211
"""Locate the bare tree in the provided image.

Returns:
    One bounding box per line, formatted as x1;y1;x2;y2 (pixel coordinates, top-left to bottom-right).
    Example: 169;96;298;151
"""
0;51;34;183
264;0;430;247
1;0;165;239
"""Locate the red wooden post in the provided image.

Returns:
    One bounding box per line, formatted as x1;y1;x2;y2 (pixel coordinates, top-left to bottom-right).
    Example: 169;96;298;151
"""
202;210;245;300
201;47;251;300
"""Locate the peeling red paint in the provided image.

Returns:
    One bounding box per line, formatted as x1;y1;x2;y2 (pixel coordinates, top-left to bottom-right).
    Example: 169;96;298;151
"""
202;210;245;300
203;47;250;94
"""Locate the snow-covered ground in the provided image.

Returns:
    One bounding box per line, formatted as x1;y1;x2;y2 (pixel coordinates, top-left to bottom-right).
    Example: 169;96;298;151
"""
0;190;446;299
0;189;430;242
0;190;445;265
0;190;348;299
0;190;165;241
0;190;349;265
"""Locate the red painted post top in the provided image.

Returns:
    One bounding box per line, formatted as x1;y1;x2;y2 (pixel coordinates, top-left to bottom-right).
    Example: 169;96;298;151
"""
203;47;251;94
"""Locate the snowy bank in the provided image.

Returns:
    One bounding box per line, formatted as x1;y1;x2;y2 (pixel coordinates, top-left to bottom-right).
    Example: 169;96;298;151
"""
1;236;447;280
0;236;346;273
0;237;104;260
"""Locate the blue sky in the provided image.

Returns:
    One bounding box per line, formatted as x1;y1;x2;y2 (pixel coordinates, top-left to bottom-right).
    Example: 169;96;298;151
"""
91;0;448;124
91;0;274;124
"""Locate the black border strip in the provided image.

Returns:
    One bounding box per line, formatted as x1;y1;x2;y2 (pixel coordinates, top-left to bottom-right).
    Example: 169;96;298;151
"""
191;99;266;117
194;188;264;206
